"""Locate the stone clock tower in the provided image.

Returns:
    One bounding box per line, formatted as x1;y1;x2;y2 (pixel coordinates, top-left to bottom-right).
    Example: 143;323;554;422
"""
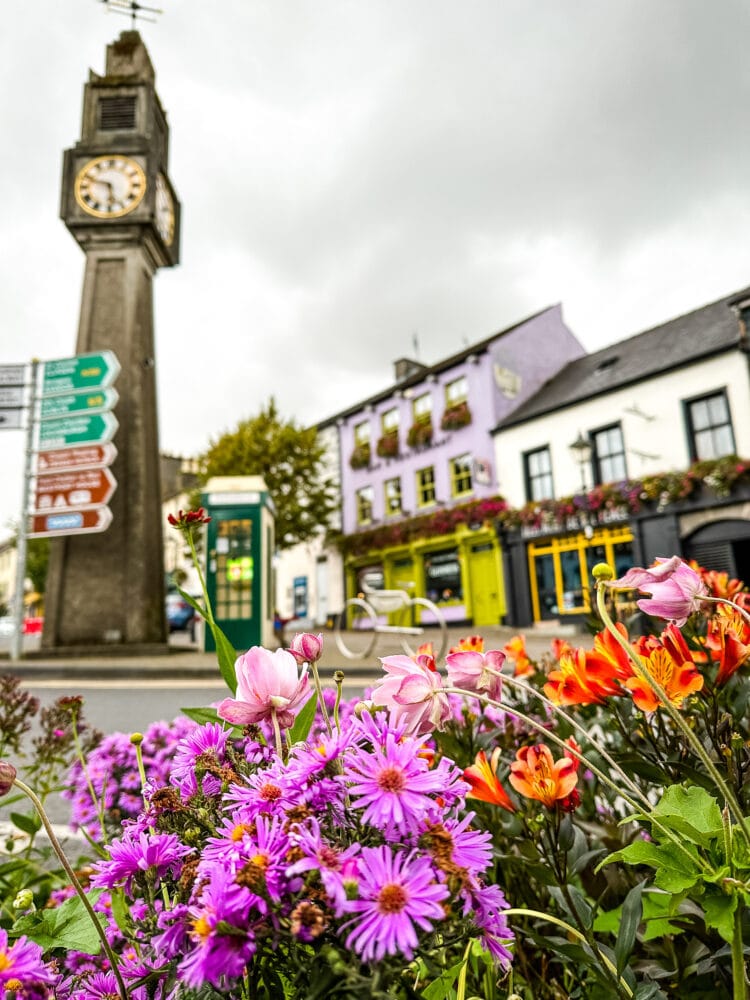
42;31;180;651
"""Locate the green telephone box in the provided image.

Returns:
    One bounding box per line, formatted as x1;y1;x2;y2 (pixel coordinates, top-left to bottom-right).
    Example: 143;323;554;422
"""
201;476;276;653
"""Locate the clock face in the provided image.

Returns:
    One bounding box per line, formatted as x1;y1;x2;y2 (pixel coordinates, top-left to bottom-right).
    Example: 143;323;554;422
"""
155;173;175;246
74;155;147;219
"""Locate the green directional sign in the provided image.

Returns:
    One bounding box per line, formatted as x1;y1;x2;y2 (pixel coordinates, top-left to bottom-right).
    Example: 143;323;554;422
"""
37;411;118;451
40;387;118;420
41;351;120;398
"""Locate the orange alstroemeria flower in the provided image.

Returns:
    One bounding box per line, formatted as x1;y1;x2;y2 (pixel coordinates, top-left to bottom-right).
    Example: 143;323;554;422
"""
449;635;484;655
463;748;515;812
625;631;704;713
414;642;437;671
690;561;746;602
588;622;634;682
509;743;579;809
544;646;622;706
706;608;750;686
503;634;534;677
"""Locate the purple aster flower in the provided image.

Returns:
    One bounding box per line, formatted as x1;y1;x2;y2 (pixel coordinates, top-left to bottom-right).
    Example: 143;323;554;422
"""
70;971;133;999
287;817;361;914
180;866;256;990
0;928;57;989
345;731;450;836
343;845;449;962
91;829;191;893
461;881;514;969
422;812;493;877
170;721;230;797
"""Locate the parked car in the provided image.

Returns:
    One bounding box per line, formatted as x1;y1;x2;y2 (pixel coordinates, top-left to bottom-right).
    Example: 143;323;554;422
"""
166;593;196;633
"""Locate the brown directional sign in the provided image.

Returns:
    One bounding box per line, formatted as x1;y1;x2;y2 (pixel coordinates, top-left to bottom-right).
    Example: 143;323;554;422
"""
29;506;113;538
34;467;116;513
36;443;117;473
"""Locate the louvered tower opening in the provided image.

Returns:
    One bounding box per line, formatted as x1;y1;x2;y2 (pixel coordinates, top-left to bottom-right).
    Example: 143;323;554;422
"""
98;96;137;131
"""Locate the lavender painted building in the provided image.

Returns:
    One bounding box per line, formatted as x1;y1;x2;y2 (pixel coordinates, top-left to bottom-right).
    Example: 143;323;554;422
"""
321;305;585;627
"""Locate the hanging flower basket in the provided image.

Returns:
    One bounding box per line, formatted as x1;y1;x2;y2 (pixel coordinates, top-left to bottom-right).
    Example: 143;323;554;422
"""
349;443;371;469
407;421;433;449
376;432;400;458
440;401;472;431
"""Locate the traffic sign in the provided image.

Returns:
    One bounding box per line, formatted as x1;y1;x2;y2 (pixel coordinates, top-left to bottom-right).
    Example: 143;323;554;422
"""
0;409;24;430
41;351;120;398
34;467;116;513
40;387;118;421
0;364;27;387
28;506;113;538
36;443;117;474
37;411;118;451
0;387;24;407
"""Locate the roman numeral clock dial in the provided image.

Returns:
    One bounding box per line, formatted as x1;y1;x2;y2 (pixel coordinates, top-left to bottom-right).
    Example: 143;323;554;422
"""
74;155;146;218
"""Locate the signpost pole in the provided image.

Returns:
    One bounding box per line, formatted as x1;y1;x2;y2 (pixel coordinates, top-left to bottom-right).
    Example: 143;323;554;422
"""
10;360;38;661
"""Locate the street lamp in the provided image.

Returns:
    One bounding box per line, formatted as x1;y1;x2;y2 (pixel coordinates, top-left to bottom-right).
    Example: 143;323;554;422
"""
569;432;592;492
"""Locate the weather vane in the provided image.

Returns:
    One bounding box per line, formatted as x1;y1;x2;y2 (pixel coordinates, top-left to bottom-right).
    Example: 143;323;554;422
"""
98;0;163;26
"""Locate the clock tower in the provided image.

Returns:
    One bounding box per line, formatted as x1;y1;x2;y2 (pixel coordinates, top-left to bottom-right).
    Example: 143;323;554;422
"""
42;31;180;651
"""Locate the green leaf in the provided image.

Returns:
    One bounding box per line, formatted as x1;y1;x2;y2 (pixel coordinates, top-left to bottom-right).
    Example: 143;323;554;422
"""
601;841;701;893
649;785;723;848
10;812;41;837
616;880;645;975
13;888;105;953
703;892;738;944
109;887;133;936
175;583;206;618
421;959;465;999
208;621;239;694
288;691;318;746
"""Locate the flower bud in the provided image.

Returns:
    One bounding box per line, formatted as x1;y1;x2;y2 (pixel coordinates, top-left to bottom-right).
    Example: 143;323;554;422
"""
0;761;17;796
13;889;34;911
288;632;323;664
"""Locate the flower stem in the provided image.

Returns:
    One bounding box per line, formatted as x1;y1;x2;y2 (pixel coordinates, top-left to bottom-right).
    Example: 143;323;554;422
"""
444;686;715;876
309;660;332;737
595;581;750;845
271;709;283;759
504;908;633;998
12;776;128;1000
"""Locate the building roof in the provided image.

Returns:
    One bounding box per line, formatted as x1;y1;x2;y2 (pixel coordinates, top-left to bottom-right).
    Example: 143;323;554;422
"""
494;287;750;431
316;304;557;428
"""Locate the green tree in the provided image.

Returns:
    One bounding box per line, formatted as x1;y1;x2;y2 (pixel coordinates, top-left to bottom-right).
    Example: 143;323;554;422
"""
201;398;338;550
25;538;49;596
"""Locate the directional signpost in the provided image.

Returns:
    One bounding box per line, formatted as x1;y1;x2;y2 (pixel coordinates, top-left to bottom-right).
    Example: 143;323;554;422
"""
27;351;120;542
38;411;118;451
40;351;120;397
30;507;113;538
36;443;117;474
34;467;116;513
0;363;28;435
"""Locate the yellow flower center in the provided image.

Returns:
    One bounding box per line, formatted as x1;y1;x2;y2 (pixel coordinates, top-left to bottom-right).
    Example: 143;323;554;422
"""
192;914;212;940
0;952;12;972
377;883;409;913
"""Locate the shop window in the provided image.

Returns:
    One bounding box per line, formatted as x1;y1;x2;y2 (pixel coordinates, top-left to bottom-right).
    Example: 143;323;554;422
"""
384;477;402;516
450;453;473;497
416;466;436;507
356;485;374;525
528;526;634;621
592;424;627;483
354;420;371;446
524;446;553;502
424;548;463;604
413;392;432;424
382;407;399;433
445;375;468;406
685;389;736;460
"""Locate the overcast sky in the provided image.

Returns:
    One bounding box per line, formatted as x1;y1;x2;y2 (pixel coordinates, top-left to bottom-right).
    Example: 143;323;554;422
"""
1;0;750;541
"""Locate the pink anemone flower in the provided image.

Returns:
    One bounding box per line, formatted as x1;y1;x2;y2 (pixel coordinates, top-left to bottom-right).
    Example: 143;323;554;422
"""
217;646;311;729
609;556;708;626
445;649;506;701
370;654;451;737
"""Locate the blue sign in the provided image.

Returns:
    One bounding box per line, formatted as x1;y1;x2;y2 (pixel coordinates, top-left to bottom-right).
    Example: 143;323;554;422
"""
47;512;84;531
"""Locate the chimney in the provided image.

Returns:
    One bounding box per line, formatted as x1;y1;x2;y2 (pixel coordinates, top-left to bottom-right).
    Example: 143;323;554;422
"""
393;357;428;382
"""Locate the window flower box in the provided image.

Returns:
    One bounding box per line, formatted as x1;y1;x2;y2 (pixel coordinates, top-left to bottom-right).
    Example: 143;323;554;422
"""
376;432;400;458
440;401;472;432
349;443;371;469
407;421;433;449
